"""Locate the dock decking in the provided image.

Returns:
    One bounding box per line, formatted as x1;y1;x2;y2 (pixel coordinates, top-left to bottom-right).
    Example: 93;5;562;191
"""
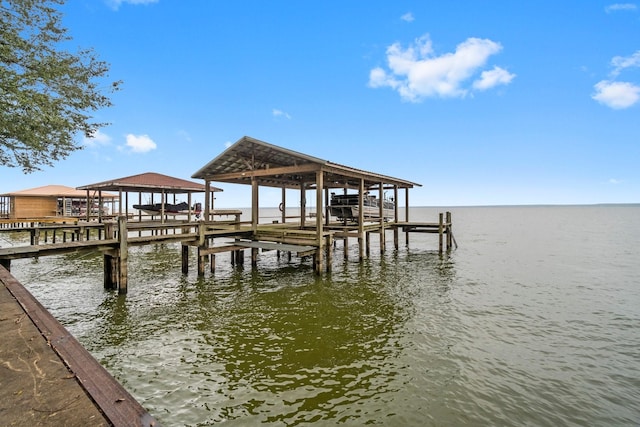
0;211;454;295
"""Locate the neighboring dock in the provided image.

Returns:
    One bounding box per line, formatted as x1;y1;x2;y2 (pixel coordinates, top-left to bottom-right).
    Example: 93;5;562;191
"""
0;136;458;292
0;265;160;426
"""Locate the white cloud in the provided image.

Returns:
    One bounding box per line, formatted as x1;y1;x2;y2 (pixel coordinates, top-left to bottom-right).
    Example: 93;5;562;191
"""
224;141;233;148
82;129;112;147
605;3;637;13
610;50;640;77
609;178;623;184
106;0;158;10
273;109;292;119
125;134;157;153
473;66;516;90
592;80;640;109
401;12;414;22
369;34;513;101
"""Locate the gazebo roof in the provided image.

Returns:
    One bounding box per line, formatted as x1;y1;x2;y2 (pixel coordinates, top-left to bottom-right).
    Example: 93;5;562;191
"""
1;185;118;199
77;172;220;194
191;136;421;190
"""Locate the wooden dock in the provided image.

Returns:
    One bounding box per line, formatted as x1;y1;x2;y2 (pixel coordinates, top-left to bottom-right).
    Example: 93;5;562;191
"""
0;210;454;294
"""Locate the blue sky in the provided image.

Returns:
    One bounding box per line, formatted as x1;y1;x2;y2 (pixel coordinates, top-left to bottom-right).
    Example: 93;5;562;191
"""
3;0;639;207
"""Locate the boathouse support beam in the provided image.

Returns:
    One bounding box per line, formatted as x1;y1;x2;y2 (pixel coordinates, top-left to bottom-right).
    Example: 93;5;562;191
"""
85;189;91;222
252;177;259;233
405;188;410;245
204;181;211;221
324;187;330;226
159;190;164;223
315;170;324;273
379;182;385;254
358;178;365;261
281;187;286;223
300;182;306;227
117;216;128;294
393;185;399;250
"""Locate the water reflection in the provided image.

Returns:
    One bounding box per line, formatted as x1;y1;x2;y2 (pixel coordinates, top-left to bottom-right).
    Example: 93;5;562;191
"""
11;238;458;426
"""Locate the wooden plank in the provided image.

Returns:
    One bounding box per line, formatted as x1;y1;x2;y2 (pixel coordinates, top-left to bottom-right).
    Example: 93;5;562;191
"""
0;239;119;259
235;240;316;254
198;245;245;255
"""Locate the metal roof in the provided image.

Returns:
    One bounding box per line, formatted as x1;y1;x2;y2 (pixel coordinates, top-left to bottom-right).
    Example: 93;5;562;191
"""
191;136;421;190
1;185;118;199
77;172;220;194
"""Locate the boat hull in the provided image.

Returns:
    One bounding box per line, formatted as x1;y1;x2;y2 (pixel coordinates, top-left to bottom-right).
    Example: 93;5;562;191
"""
133;202;201;217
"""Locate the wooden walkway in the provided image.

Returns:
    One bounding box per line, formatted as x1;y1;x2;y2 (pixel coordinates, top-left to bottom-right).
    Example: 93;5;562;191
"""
0;212;455;294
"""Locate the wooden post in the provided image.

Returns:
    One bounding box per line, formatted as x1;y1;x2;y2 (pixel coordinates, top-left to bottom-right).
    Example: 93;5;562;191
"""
197;248;205;276
446;211;452;250
205;181;212;221
315;170;324;273
1;259;11;271
358;178;365;261
393;186;399;250
281;187;286;224
252;247;258;267
252;177;259;233
181;244;189;274
117;216;128;294
379;182;385;254
438;212;444;254
405;188;410;245
104;252;114;290
326;234;333;272
300;183;306;228
98;191;104;223
344;233;349;259
30;227;39;245
85;189;91;222
197;223;208;276
210;254;216;273
324;186;330;226
366;231;370;256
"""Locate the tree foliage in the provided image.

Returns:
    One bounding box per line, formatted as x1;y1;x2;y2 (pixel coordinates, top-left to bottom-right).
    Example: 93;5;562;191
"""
0;0;120;173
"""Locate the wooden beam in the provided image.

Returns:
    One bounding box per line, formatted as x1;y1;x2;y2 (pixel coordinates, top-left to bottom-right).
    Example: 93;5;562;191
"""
205;163;321;181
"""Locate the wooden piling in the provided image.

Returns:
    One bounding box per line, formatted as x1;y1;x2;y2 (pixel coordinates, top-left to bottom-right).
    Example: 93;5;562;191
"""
438;212;444;253
197;248;206;276
117;216;128;294
181;244;189;274
446;211;452;250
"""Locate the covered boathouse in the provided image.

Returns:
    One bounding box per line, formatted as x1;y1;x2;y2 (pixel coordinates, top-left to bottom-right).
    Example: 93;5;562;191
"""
77;172;223;223
192;136;423;273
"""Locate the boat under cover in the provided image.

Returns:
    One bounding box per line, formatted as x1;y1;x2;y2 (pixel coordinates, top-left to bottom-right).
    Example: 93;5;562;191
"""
133;202;201;216
329;193;394;222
